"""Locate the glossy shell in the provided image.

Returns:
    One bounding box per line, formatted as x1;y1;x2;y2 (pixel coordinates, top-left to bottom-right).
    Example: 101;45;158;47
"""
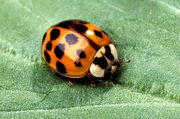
41;20;113;78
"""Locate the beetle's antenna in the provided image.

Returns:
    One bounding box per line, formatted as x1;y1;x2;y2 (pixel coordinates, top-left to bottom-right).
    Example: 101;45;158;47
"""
117;60;130;71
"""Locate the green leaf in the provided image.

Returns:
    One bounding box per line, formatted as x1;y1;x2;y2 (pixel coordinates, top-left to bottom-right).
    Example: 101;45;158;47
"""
0;0;180;118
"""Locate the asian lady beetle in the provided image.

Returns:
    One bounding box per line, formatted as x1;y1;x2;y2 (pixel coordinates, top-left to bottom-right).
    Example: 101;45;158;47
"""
41;20;130;87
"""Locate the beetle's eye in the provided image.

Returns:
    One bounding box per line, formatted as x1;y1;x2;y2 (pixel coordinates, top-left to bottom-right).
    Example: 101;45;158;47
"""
113;61;120;68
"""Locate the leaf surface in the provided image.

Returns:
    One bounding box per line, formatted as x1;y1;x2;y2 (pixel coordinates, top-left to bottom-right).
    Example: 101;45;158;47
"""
0;0;180;118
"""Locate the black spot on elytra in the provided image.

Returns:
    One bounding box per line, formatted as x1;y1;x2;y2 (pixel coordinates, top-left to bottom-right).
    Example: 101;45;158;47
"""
78;20;88;24
94;30;103;38
93;56;107;69
102;30;108;35
44;50;51;63
54;20;88;29
54;43;65;59
77;49;86;58
55;20;73;28
54;20;99;51
46;41;52;51
42;32;47;44
74;24;88;33
56;61;66;74
104;45;114;60
51;28;60;40
65;34;78;45
75;60;82;67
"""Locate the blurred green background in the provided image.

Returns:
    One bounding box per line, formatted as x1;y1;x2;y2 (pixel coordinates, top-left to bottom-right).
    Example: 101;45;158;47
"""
0;0;180;118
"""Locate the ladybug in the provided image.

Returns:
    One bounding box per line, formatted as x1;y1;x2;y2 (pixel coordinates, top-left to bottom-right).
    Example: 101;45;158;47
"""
41;20;130;87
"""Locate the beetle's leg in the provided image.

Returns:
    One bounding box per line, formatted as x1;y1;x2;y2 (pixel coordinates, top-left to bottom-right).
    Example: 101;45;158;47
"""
90;80;96;88
87;73;96;87
68;81;74;86
90;83;96;88
105;80;110;87
50;68;56;72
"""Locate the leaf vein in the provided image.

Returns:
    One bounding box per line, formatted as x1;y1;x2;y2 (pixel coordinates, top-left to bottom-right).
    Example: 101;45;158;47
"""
102;0;125;13
8;0;51;24
1;103;180;114
153;0;180;17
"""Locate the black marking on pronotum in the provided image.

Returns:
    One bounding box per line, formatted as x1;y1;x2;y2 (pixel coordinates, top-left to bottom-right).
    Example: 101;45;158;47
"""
56;61;66;74
51;28;60;40
77;49;86;58
94;30;103;38
54;43;65;59
44;50;51;63
42;32;47;44
104;67;112;78
104;45;114;60
65;34;78;45
46;41;52;51
93;56;107;69
74;24;88;33
74;60;82;67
